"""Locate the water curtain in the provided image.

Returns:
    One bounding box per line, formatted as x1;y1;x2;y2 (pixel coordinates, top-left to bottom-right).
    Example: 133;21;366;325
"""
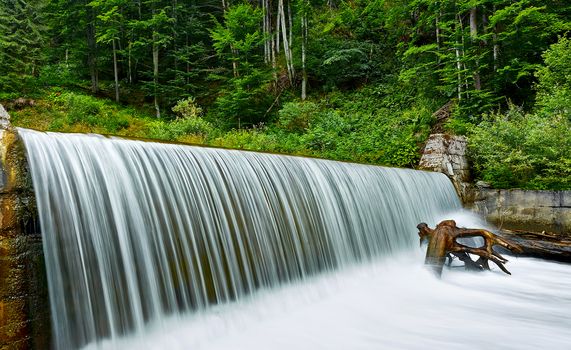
18;128;460;349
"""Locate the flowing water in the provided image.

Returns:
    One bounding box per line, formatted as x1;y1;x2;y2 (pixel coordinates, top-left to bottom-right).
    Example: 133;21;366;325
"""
18;128;571;350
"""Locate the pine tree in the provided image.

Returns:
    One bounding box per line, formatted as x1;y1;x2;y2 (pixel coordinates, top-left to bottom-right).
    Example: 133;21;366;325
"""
0;0;46;92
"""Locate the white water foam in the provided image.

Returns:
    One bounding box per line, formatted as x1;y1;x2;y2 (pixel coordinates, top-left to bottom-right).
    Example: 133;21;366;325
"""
86;212;571;350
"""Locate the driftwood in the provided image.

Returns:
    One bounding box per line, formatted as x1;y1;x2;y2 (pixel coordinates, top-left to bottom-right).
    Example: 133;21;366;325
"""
417;220;523;276
498;229;571;263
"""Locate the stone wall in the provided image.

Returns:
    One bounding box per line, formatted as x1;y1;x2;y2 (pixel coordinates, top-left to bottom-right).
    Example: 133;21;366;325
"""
0;105;50;350
469;188;571;236
418;134;473;202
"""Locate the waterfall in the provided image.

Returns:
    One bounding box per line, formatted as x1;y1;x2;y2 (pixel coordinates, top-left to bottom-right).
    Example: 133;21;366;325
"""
18;128;460;349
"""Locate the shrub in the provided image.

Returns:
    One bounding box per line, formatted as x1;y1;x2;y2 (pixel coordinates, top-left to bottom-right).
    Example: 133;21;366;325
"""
276;101;320;133
469;105;571;190
147;116;214;141
172;97;203;119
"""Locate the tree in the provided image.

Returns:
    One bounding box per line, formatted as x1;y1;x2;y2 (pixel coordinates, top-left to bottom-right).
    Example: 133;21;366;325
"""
0;0;47;92
90;0;126;102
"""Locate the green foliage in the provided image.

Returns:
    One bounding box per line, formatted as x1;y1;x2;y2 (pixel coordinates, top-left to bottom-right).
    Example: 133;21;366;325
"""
277;101;319;133
535;36;571;119
147;117;213;141
469;105;571;190
4;0;571;191
149;96;213;141
172;97;203;119
59;93;130;131
0;0;47;92
209;66;273;128
210;3;264;63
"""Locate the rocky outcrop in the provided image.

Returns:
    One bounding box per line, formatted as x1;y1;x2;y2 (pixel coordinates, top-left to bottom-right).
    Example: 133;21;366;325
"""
418;134;472;202
0;104;49;350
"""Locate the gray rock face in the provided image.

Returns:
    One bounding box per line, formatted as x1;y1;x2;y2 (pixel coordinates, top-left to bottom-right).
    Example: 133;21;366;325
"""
419;134;472;202
0;104;11;129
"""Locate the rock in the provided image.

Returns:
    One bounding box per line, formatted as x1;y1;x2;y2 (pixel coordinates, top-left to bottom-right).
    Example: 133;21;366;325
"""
475;181;491;188
419;134;473;202
0;104;11;129
0;107;50;349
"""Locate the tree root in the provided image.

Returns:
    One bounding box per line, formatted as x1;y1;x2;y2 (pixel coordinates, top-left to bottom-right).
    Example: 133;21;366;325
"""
417;220;522;277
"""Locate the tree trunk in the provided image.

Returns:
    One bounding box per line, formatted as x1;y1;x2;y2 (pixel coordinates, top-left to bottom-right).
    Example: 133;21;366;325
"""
470;7;481;90
499;229;571;263
492;5;499;72
287;0;292;54
86;12;99;94
112;39;120;102
128;39;132;84
278;0;294;83
469;7;477;38
301;6;307;100
262;0;269;64
153;39;160;118
276;1;281;54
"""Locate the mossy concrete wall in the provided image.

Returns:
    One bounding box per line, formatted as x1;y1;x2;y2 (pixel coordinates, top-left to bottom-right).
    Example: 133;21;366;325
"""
0;105;50;350
469;189;571;236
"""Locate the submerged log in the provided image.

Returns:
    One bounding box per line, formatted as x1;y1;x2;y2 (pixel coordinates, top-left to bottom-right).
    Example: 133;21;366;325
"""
417;220;523;277
497;229;571;263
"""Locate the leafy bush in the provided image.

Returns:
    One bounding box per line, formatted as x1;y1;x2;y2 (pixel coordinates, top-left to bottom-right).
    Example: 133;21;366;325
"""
535;36;571;120
147;116;214;141
60;93;129;132
172;97;203;119
277;101;320;133
469;105;571;190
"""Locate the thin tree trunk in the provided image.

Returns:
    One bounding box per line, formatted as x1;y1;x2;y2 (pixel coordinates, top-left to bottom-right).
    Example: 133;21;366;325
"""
128;39;132;84
492;5;499;72
457;14;469;95
301;4;307;100
263;0;269;63
455;14;463;101
287;0;292;53
86;10;99;93
469;7;477;38
279;0;294;83
173;0;178;72
435;13;440;49
270;0;278;84
276;1;281;54
153;38;160;118
112;39;120;102
470;7;481;90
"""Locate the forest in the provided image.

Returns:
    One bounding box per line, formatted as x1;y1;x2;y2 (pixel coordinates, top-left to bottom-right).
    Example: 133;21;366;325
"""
1;0;570;190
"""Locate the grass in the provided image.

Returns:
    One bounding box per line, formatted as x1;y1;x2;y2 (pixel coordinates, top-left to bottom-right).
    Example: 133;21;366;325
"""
5;86;437;170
